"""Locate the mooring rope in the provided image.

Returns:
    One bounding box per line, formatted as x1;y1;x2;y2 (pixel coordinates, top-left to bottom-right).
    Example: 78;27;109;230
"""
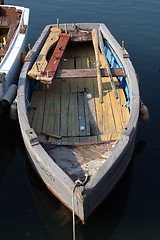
72;174;88;240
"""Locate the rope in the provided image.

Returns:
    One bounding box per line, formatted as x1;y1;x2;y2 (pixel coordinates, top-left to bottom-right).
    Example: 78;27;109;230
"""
72;174;88;240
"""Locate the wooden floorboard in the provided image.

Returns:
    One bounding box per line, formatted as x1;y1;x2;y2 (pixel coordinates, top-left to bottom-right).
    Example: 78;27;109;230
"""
85;92;98;136
28;41;130;143
68;93;79;137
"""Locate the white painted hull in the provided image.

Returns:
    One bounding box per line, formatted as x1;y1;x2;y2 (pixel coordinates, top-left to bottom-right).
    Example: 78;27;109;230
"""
0;5;30;101
17;23;139;222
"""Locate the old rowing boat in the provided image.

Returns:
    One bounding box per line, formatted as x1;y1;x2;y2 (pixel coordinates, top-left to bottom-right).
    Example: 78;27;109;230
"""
0;2;29;116
17;22;139;222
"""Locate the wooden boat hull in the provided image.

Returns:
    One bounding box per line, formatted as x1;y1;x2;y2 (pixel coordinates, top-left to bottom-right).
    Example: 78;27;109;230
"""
0;5;30;109
17;23;139;222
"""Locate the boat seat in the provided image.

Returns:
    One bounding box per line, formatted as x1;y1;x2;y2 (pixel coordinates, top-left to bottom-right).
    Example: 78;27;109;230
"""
55;68;126;79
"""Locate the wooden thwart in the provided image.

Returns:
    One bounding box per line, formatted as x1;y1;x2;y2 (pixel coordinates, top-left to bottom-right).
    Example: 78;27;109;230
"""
55;67;126;79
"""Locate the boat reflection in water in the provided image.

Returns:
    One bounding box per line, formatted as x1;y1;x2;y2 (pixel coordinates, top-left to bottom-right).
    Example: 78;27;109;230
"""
0;113;24;183
26;140;145;240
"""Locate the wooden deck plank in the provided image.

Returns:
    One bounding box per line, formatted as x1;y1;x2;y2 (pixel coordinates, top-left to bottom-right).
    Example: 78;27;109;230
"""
81;56;87;92
109;88;124;132
61;56;77;93
31;87;46;135
52;80;61;136
84;93;91;136
85;92;98;136
42;84;55;134
38;135;47;142
99;134;112;141
80;136;98;143
94;95;103;135
30;91;41;131
69;137;79;143
46;80;61;136
102;89;117;136
76;57;85;92
78;92;87;136
28;90;39;125
61;137;69;143
68;93;79;137
36;85;47;134
60;79;70;137
117;87;130;127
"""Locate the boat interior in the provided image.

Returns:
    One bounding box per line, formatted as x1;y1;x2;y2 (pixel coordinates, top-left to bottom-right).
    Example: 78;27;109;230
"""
27;27;130;180
0;6;22;61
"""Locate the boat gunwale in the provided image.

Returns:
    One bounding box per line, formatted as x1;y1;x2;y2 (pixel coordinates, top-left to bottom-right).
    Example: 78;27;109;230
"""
0;5;30;70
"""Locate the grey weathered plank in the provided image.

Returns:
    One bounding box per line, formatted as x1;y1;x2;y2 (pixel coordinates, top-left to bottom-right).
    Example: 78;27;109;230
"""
85;92;98;136
68;93;79;137
55;68;126;79
78;92;86;136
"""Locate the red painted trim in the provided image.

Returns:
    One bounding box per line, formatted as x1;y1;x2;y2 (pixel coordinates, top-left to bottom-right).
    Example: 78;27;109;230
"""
40;33;70;83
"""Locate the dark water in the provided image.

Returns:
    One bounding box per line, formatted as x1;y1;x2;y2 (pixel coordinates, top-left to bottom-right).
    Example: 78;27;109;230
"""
0;0;160;239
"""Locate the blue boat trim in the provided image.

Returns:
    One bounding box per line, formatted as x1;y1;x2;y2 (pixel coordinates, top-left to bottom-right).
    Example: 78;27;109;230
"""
104;40;130;109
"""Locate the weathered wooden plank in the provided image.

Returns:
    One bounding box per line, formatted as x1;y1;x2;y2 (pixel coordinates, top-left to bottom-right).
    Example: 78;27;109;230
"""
80;136;98;143
31;87;46;134
89;55;96;69
86;55;95;93
70;31;92;42
78;92;86;136
28;29;61;79
28;90;39;125
102;89;117;136
48;137;61;143
76;57;84;92
55;68;126;79
46;80;61;136
99;134;112;141
60;79;70;137
94;94;103;134
61;57;77;93
52;80;61;136
85;92;98;136
38;33;70;84
111;132;121;140
117;87;130;127
68;93;79;137
35;85;47;134
69;137;79;143
42;83;55;134
61;137;69;143
109;89;124;132
30;91;41;131
84;93;91;136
